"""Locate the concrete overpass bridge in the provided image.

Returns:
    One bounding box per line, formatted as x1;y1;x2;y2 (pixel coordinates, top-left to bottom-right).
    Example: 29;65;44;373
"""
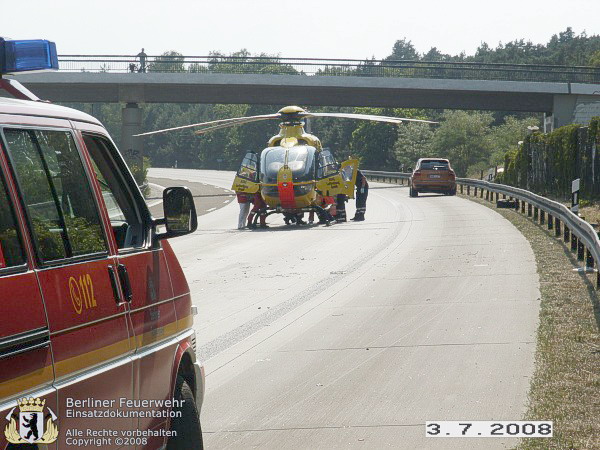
10;55;600;162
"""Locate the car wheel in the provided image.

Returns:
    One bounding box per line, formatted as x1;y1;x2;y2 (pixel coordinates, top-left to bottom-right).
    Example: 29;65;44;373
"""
167;376;204;450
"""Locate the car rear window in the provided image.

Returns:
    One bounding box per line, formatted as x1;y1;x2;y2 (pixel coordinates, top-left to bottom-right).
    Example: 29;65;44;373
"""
420;160;449;170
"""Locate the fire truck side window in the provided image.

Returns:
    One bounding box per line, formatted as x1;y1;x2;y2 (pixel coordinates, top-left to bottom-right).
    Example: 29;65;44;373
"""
3;129;107;262
0;169;26;269
82;134;145;250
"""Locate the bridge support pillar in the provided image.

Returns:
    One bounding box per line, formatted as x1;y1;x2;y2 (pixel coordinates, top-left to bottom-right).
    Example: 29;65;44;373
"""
121;103;143;178
550;94;600;130
551;95;578;129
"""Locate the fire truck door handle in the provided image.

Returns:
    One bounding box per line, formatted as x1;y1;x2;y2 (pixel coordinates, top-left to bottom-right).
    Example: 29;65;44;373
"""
117;264;133;302
107;265;122;305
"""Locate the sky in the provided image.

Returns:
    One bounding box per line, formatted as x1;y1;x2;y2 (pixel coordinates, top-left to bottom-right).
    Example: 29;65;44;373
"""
1;0;598;59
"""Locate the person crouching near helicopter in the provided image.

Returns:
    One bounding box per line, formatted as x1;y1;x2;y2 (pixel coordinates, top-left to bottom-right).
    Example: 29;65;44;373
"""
236;192;252;230
351;169;369;221
247;191;268;228
308;194;334;224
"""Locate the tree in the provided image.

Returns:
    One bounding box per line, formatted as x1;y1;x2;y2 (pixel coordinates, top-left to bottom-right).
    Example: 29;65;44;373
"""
148;51;185;73
422;47;450;62
393;122;435;170
465;28;600;66
387;38;419;60
431;110;494;176
349;108;399;169
489;115;540;165
208;49;297;75
349;108;429;170
590;50;600;67
309;106;357;155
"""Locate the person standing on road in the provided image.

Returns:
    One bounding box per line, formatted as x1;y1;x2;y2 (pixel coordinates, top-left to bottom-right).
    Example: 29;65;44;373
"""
351;169;369;221
236;192;252;230
335;194;347;222
137;48;147;73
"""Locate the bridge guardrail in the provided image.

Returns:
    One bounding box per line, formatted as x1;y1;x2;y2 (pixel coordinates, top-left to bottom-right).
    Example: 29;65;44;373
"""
56;55;600;84
363;169;600;287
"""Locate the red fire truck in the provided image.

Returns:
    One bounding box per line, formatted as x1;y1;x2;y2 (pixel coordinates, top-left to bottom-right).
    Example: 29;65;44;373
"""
0;39;204;449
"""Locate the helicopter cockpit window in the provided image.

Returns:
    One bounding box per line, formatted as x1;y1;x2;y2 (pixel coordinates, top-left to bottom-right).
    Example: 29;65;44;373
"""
260;146;316;183
238;152;259;182
317;150;339;179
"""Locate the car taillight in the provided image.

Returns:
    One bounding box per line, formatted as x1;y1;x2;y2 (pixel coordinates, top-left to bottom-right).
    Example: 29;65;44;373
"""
413;170;422;177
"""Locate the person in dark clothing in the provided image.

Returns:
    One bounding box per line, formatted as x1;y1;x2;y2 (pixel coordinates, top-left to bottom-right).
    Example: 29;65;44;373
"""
335;194;347;222
351;170;369;221
136;48;147;73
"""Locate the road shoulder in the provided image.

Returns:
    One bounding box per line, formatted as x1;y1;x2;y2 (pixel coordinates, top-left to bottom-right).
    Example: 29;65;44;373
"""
459;193;600;449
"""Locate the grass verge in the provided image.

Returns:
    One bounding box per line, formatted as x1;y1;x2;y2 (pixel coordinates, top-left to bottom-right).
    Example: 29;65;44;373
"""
459;192;600;449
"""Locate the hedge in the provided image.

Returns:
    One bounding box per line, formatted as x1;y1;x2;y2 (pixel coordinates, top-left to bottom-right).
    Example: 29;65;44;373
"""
498;117;600;199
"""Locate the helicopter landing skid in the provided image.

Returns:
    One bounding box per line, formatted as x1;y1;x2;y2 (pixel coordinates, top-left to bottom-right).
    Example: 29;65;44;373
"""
251;206;333;228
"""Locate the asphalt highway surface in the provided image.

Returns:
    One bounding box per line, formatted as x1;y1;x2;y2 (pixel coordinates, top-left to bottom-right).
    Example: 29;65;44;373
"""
149;168;541;450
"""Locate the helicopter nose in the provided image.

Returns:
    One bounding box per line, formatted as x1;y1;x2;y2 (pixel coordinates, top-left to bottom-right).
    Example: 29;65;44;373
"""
277;166;296;209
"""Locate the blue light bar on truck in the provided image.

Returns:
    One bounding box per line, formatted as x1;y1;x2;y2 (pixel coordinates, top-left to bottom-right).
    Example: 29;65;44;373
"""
0;39;59;74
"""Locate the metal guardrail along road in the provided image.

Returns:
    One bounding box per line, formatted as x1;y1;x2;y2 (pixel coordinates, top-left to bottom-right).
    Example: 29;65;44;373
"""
363;169;600;287
57;55;600;84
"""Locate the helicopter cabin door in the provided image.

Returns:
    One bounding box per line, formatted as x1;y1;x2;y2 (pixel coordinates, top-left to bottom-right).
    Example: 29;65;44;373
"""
232;152;260;194
315;149;345;197
339;159;359;198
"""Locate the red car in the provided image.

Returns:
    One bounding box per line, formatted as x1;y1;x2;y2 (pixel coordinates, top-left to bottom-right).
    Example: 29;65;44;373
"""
410;158;457;197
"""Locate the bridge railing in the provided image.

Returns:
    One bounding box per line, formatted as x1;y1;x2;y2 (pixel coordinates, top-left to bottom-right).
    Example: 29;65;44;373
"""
57;55;600;84
362;169;600;287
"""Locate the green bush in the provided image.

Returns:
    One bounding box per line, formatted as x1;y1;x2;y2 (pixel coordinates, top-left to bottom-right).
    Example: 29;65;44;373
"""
130;156;151;196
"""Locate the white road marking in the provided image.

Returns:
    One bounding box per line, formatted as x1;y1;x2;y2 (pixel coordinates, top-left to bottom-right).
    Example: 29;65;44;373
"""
146;182;167;208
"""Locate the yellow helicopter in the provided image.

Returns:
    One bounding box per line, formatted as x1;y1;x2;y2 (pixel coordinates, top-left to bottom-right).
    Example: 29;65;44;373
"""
136;106;436;226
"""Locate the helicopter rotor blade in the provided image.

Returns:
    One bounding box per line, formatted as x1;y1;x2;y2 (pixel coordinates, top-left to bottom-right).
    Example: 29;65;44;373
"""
302;112;437;124
133;113;280;137
194;115;282;135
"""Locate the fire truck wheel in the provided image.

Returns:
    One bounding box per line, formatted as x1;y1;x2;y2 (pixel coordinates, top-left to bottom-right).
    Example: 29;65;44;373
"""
167;376;204;450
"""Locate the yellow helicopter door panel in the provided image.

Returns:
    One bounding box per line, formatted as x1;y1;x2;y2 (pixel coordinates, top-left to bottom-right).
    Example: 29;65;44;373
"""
232;175;259;193
315;174;343;197
315;149;342;197
232;152;260;194
340;159;359;198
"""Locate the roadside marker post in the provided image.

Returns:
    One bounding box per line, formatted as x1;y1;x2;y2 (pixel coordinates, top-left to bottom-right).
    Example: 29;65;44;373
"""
572;178;580;215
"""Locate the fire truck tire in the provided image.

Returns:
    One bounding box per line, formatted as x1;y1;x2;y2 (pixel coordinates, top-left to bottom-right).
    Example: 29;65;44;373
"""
167;376;204;450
